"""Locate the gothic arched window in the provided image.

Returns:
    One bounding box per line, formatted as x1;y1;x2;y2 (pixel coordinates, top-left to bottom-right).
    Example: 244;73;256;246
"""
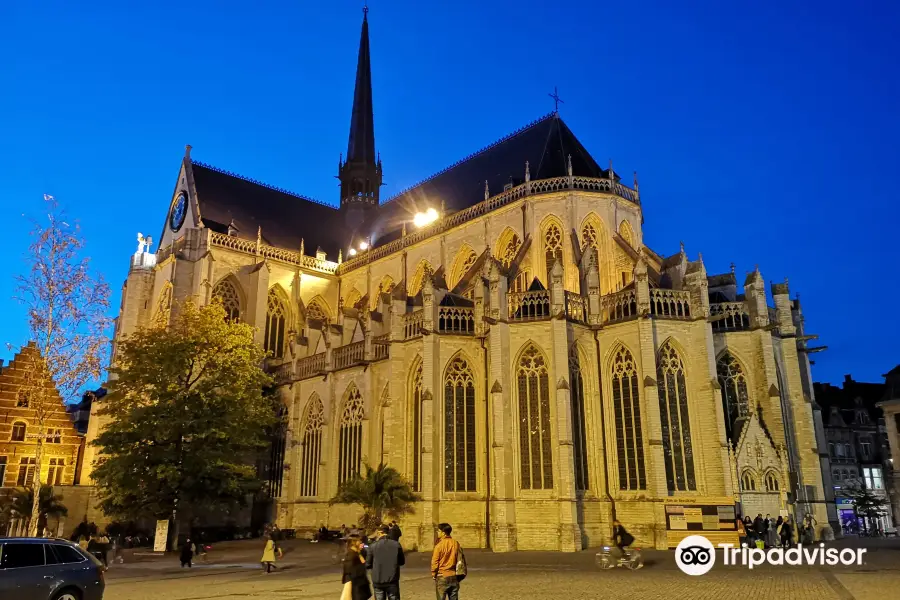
265;289;287;358
300;395;325;497
306;298;329;324
212;279;241;322
338;387;365;484
717;352;750;440
611;346;646;490
657;343;697;492
543;222;563;285
765;471;780;492
618;220;635;247
408;261;432;297
569;346;589;491
741;470;757;491
410;359;424;492
450;247;478;291
517;344;553;490
444;356;476;492
501;233;521;268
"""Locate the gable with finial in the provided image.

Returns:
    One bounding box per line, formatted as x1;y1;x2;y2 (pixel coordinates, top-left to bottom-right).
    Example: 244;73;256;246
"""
734;411;781;474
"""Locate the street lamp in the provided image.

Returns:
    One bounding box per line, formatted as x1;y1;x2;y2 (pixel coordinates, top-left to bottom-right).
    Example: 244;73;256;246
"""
413;207;439;228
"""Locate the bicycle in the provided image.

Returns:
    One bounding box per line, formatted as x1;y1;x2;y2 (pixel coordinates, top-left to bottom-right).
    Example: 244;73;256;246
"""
596;546;644;570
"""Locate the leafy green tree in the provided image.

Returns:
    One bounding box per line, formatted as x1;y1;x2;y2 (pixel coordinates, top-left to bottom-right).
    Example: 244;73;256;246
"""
9;485;68;535
329;463;422;531
844;484;889;532
92;300;275;548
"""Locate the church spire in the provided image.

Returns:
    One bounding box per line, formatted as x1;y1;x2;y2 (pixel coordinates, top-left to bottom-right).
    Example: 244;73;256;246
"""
347;5;375;166
339;5;381;222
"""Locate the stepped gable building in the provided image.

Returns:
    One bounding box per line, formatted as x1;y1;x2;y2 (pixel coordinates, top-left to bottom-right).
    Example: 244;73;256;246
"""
91;8;828;551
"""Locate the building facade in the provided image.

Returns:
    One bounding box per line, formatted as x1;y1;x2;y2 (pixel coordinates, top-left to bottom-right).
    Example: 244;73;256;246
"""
0;344;105;537
877;367;900;529
88;9;829;551
816;372;899;534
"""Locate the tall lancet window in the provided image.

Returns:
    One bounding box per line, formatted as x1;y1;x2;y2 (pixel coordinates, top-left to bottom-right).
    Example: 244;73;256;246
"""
569;346;590;491
656;343;697;492
611;346;646;490
299;395;325;497
517;344;554;490
338;387;365;484
410;359;424;492
543;222;563;285
265;289;287;358
717;352;750;440
444;356;476;492
212;279;241;322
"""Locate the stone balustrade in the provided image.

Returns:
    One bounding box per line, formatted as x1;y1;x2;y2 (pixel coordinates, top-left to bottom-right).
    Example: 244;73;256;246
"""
206;231;339;275
564;291;587;323
403;310;424;339
339;175;638;273
508;290;551;321
600;288;638;323
296;353;325;379
710;302;752;332
438;306;475;334
333;341;365;370
373;334;390;359
649;289;692;319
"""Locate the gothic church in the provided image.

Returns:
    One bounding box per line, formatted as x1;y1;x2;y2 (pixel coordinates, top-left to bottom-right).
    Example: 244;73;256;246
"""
88;9;828;551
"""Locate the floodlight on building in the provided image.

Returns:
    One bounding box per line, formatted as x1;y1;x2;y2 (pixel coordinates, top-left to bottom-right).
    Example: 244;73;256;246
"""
414;207;439;228
348;248;357;256
359;241;368;250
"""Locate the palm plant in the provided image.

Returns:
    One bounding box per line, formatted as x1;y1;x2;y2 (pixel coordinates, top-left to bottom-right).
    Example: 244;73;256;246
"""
10;485;68;535
329;463;422;531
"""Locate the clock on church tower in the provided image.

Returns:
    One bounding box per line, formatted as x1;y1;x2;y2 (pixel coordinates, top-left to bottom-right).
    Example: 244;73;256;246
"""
169;191;187;231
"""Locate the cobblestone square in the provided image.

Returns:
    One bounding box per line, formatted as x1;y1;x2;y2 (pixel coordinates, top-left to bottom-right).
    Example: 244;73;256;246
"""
100;538;900;600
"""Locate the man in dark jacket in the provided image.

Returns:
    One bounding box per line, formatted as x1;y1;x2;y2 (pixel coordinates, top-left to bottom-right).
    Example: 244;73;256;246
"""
612;520;635;560
366;525;406;600
389;521;402;542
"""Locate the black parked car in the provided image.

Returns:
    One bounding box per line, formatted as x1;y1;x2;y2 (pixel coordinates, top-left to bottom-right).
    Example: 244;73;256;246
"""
0;537;105;600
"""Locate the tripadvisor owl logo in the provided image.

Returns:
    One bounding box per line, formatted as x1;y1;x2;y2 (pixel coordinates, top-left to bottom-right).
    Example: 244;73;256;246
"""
675;535;716;576
675;534;868;575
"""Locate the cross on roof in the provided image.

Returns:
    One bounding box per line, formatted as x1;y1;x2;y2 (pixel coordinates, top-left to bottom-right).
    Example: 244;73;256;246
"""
548;86;564;113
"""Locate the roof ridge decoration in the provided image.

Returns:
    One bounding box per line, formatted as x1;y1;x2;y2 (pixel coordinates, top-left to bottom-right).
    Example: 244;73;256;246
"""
192;160;337;210
382;112;557;205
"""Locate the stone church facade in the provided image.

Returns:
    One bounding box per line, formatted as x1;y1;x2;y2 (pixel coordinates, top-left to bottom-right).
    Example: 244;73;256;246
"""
90;9;827;551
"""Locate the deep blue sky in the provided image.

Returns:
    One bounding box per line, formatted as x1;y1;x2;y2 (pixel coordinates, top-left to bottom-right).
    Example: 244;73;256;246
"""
2;0;898;387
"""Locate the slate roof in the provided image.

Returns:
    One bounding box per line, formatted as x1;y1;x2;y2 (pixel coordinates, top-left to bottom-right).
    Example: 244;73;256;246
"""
189;113;614;257
191;162;346;258
362;113;613;246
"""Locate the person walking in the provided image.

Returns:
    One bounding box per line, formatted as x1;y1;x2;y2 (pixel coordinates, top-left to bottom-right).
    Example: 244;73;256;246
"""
366;525;405;600
342;535;372;600
180;538;194;568
780;516;794;548
261;532;283;574
802;513;817;544
432;523;461;600
389;521;402;543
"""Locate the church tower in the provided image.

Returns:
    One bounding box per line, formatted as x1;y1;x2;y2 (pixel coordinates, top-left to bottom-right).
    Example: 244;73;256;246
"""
339;6;382;230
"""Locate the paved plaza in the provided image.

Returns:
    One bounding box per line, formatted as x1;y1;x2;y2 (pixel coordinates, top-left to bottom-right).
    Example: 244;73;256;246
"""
99;537;900;600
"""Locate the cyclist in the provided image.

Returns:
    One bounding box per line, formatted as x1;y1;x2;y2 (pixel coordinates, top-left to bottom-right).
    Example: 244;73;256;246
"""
611;520;635;563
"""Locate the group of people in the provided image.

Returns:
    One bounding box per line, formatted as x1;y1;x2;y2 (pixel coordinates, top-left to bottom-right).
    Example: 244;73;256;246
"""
738;512;817;548
341;521;465;600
